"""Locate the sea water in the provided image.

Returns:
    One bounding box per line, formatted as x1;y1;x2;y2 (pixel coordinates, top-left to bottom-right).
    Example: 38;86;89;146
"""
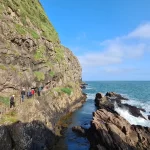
58;81;150;150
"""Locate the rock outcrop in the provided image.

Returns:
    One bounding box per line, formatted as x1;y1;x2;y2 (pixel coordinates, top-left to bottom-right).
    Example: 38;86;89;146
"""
72;92;150;150
95;92;145;119
88;109;150;150
0;0;85;149
72;126;87;136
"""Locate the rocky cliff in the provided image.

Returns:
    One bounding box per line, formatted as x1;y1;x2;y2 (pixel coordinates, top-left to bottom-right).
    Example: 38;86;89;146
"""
0;0;85;149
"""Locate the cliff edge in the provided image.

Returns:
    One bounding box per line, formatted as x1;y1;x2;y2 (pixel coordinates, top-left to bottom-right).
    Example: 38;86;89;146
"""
0;0;85;149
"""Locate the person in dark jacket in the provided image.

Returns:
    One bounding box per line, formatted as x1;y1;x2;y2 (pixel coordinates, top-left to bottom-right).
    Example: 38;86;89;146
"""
21;88;26;102
10;95;15;108
37;87;42;96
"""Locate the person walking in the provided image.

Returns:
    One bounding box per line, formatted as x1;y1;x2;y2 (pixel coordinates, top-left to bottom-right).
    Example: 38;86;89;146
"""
37;87;42;96
21;88;26;102
10;95;15;108
27;88;31;99
31;89;35;98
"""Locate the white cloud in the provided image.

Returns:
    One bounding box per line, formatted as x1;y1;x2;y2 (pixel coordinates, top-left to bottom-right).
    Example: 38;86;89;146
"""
104;67;137;74
78;23;150;69
127;23;150;39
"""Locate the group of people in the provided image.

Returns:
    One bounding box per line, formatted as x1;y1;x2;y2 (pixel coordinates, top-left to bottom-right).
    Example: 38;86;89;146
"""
10;86;43;108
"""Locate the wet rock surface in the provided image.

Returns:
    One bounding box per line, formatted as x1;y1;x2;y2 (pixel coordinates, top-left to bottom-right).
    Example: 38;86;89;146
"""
72;92;150;150
72;126;87;136
87;109;150;150
95;92;146;119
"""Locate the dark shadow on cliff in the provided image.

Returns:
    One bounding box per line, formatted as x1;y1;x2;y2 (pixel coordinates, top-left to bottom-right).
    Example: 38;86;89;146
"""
0;120;59;150
0;94;86;150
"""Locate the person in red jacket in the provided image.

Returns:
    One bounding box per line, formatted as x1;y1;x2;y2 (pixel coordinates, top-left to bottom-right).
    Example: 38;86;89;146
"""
31;89;35;98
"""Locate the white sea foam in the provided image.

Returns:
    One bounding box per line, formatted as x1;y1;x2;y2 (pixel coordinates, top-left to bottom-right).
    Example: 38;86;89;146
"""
86;87;93;90
114;102;150;127
122;99;150;114
86;93;95;99
86;91;150;127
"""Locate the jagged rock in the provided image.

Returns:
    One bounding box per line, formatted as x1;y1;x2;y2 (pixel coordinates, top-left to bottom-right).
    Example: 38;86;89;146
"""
80;82;88;89
106;92;128;100
148;115;150;120
118;103;146;119
87;109;150;150
80;85;86;89
72;126;86;136
95;92;103;100
95;92;145;119
0;121;57;150
0;126;12;150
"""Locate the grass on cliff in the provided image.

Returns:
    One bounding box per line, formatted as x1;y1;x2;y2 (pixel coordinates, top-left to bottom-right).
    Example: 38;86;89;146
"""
34;46;46;61
0;64;7;70
0;110;18;124
34;71;45;81
0;96;10;106
15;24;40;39
55;47;64;62
61;88;72;95
2;0;59;42
49;71;55;77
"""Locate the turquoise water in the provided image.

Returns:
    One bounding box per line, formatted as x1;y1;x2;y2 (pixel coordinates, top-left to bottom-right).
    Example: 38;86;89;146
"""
85;81;150;112
63;81;150;150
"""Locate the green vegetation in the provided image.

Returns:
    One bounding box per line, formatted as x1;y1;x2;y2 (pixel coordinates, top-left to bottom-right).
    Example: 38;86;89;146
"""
13;50;20;56
15;24;40;39
18;71;23;77
45;62;53;68
0;4;4;15
9;64;17;71
34;46;46;61
15;24;27;35
61;87;72;95
55;47;64;62
0;64;7;70
34;71;45;81
28;28;40;39
49;71;55;77
0;96;10;106
2;0;59;42
0;110;18;124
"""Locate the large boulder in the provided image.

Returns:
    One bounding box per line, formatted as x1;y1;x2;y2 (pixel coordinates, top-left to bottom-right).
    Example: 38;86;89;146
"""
7;121;56;150
0;126;12;150
95;92;145;119
106;92;128;101
72;126;86;136
87;109;150;150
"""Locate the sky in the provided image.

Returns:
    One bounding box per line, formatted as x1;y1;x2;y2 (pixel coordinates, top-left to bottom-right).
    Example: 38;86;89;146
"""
40;0;150;81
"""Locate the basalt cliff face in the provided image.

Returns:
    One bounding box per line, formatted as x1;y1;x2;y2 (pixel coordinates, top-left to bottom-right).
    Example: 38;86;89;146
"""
0;0;85;149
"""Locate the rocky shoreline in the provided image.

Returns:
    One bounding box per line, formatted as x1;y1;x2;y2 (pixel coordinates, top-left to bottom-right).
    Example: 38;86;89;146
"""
72;92;150;150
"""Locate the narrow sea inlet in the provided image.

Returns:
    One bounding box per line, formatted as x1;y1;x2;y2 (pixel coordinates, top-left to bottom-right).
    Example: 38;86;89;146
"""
55;81;150;149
